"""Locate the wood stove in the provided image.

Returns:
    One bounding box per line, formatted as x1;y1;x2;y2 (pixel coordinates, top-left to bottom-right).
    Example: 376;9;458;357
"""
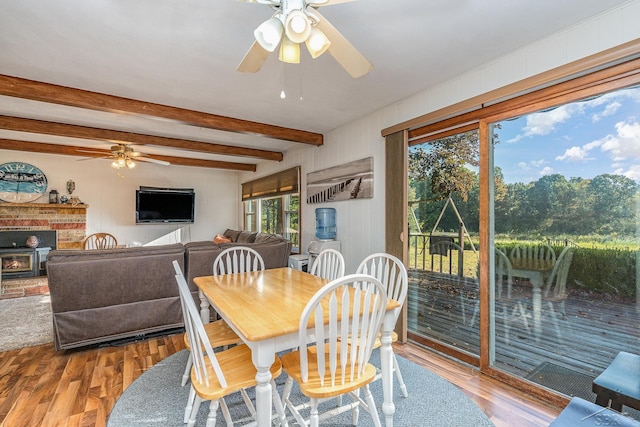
0;247;50;279
0;230;56;280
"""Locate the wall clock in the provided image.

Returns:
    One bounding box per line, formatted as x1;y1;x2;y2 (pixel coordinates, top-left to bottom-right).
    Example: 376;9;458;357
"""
0;162;48;203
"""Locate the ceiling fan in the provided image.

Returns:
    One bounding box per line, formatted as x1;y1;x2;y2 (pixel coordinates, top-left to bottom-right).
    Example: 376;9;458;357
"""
78;143;170;169
237;0;373;78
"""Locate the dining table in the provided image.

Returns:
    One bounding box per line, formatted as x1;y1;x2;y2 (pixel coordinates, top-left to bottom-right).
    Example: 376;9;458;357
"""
194;267;400;427
508;257;555;339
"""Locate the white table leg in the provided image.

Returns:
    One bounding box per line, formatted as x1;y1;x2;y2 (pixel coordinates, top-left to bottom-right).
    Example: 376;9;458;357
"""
198;289;210;324
253;346;275;427
380;314;396;427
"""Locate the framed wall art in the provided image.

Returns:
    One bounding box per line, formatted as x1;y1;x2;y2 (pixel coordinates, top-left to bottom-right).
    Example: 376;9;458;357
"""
307;157;373;204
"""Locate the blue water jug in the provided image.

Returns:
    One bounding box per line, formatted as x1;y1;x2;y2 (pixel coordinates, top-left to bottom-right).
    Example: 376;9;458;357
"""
315;208;336;240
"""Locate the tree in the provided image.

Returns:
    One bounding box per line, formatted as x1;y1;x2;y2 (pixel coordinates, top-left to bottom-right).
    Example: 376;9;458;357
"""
588;174;638;234
408;130;480;201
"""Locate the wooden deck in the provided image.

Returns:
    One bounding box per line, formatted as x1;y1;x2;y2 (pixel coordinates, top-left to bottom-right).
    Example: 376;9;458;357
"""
407;270;640;401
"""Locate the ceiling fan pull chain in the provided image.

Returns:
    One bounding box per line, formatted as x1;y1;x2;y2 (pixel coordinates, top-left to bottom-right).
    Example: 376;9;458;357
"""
280;61;286;99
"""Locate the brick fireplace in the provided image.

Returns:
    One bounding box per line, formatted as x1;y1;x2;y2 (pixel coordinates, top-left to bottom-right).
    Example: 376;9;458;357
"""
0;202;87;249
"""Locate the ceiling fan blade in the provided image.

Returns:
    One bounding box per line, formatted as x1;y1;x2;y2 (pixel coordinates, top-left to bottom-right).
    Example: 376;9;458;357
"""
313;9;372;78
76;156;112;161
237;41;271;73
313;0;357;6
76;149;110;155
137;157;170;166
236;0;280;4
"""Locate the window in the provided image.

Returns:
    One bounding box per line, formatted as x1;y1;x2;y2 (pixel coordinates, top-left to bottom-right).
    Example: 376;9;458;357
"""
242;167;301;253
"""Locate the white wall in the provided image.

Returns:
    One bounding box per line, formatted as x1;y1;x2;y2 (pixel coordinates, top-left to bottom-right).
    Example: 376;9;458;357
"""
242;0;640;273
0;149;239;247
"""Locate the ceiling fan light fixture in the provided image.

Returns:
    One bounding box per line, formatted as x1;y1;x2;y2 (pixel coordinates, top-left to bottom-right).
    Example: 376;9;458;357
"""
254;17;284;52
126;158;136;169
279;36;300;64
284;10;311;43
305;27;330;58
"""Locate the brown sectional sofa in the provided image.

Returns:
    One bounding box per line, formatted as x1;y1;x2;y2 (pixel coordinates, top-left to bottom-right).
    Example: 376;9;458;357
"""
46;231;291;350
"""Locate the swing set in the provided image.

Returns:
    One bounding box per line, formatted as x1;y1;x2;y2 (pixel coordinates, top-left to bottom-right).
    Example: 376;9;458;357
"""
409;195;477;277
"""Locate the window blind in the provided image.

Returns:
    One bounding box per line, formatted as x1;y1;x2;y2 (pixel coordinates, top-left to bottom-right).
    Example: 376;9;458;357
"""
241;166;300;201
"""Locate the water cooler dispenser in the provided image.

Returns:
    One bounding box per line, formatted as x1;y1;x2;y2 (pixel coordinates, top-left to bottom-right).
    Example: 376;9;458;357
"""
308;207;341;267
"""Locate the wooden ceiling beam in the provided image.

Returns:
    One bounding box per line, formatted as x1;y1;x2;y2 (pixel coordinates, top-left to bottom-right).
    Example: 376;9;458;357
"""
0;74;324;146
0;115;283;161
0;139;257;172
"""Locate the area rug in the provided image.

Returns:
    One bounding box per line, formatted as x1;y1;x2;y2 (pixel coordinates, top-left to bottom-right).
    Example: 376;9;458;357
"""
0;294;53;352
108;349;494;426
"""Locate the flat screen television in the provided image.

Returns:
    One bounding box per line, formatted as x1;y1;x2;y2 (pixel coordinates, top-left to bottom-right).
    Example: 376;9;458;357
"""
136;187;195;224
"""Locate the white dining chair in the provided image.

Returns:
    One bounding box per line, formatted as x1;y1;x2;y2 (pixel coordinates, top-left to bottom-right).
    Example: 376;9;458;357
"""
308;248;345;280
213;246;265;274
542;246;575;340
280;274;387;427
179;247;265;387
172;261;242;387
173;261;288;427
494;248;530;343
510;243;556;263
356;253;409;398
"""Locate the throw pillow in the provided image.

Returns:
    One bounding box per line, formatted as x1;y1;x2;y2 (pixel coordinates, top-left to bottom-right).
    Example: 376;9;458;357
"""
214;234;232;244
237;231;257;243
254;233;279;243
223;229;241;242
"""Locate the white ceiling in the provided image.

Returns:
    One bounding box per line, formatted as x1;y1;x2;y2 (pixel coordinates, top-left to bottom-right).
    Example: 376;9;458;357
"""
0;0;631;168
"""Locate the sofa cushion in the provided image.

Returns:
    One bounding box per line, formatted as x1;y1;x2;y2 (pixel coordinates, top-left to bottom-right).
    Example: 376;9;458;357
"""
237;231;257;243
223;229;241;242
254;232;282;243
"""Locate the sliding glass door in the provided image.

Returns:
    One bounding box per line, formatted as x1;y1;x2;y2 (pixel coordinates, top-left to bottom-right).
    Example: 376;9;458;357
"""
406;128;481;359
487;85;640;402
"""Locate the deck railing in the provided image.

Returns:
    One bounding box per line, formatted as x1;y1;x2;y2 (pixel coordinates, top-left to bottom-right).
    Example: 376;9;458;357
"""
408;232;466;277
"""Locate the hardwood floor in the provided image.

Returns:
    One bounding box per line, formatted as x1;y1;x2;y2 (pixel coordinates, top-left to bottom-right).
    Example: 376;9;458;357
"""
0;331;561;427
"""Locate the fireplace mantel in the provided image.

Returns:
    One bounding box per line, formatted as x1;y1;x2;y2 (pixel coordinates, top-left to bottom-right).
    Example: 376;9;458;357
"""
0;203;88;249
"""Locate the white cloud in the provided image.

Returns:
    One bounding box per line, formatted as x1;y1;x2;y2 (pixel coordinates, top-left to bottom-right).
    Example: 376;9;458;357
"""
614;165;640;182
531;159;545;168
592;101;621;122
524;105;582;136
540;167;554;176
507;134;524;143
517;161;529;170
554;119;640;168
507;104;585;143
556;146;593;162
598;120;640;161
506;87;640;143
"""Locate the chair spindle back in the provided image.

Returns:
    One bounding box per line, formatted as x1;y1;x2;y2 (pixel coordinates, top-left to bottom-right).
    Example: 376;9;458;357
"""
213;246;265;275
297;274;387;386
309;248;345;281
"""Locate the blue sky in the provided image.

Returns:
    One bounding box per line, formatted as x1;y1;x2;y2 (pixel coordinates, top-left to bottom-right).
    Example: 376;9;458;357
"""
494;86;640;184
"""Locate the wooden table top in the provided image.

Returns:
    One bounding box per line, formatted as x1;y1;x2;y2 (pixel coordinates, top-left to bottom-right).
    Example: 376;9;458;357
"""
194;267;399;342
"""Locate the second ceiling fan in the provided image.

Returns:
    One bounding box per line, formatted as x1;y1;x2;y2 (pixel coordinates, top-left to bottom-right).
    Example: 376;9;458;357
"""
237;0;373;78
78;143;170;169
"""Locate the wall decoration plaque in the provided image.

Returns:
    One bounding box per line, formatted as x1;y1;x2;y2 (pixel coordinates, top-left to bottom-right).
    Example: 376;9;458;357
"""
0;162;48;203
307;157;373;204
